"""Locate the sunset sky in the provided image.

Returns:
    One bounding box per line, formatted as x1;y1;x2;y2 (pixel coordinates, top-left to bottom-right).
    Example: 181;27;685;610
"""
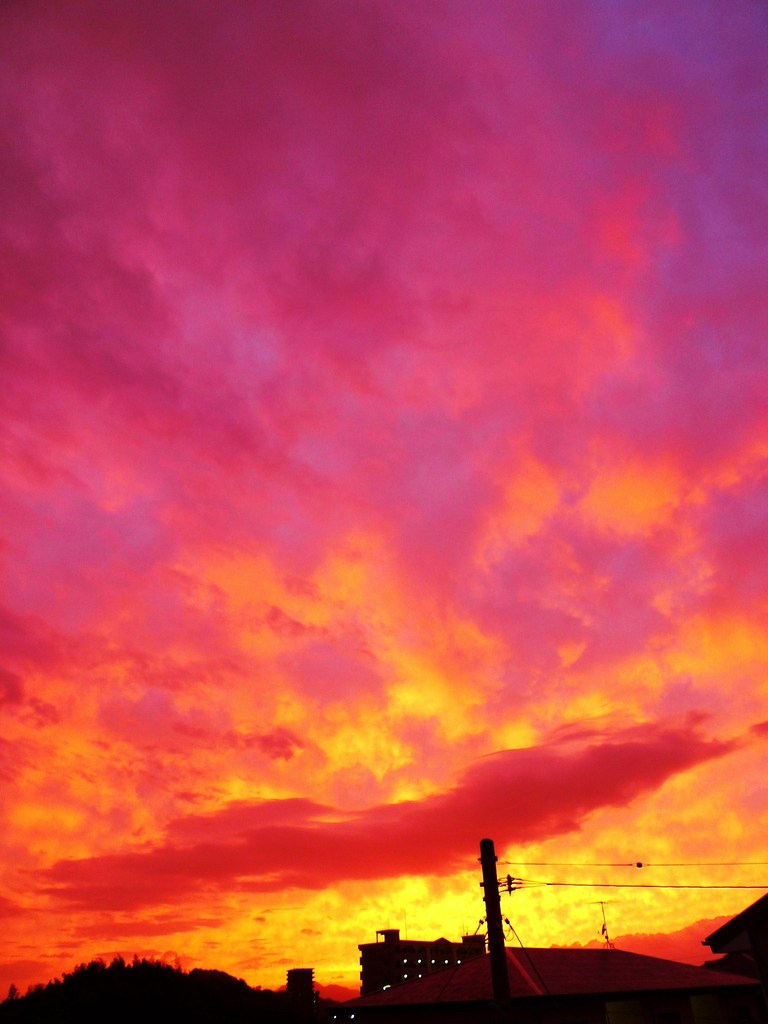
2;0;768;998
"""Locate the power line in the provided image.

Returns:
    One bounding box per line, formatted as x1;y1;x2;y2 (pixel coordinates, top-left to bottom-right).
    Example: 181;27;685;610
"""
634;863;768;868
507;879;768;891
501;862;641;867
499;861;768;868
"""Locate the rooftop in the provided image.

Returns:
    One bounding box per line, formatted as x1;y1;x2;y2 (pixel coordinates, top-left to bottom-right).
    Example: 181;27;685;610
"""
704;893;768;954
349;947;760;1008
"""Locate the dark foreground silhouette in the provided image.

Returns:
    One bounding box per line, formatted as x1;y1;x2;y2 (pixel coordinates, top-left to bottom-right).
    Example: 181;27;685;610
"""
0;956;316;1023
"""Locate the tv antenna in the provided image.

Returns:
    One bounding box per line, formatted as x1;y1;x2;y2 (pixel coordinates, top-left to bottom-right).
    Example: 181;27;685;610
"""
593;900;615;949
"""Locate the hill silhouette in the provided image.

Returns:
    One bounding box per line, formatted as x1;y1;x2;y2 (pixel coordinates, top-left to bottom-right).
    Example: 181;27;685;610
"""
0;956;315;1023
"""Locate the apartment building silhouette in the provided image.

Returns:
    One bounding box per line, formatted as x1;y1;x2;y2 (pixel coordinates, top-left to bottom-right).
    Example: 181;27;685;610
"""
358;928;486;995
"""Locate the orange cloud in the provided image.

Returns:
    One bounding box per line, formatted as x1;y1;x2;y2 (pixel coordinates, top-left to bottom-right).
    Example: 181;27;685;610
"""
1;0;767;997
580;460;683;535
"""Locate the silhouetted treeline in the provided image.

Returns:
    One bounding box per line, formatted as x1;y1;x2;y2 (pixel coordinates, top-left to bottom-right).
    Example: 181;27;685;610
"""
0;956;317;1023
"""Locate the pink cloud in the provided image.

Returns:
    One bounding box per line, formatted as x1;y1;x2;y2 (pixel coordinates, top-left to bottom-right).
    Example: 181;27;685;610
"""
1;0;767;989
39;720;733;911
1;0;764;623
0;669;24;706
236;729;305;762
73;916;224;940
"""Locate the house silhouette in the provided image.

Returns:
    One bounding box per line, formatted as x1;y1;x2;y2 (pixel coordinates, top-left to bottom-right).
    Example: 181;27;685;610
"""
337;945;765;1024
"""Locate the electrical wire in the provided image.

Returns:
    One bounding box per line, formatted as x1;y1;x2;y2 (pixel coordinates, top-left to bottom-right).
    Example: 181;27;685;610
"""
499;861;768;868
508;879;768;890
634;863;768;868
501;862;643;867
507;921;551;996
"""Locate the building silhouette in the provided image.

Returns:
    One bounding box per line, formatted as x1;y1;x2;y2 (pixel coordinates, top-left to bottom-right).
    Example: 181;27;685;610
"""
358;929;485;995
704;892;768;1004
286;967;316;1015
341;946;765;1024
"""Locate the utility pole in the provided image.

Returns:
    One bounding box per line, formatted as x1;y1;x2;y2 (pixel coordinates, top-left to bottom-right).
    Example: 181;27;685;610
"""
480;838;511;1010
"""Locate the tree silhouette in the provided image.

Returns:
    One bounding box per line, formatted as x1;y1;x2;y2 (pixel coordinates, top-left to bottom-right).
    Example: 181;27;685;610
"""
0;956;316;1023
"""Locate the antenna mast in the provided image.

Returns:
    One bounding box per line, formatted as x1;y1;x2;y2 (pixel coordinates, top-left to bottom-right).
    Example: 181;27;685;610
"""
598;901;615;949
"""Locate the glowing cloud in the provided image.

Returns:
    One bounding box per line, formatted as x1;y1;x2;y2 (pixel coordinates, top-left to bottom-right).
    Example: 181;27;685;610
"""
1;0;766;996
